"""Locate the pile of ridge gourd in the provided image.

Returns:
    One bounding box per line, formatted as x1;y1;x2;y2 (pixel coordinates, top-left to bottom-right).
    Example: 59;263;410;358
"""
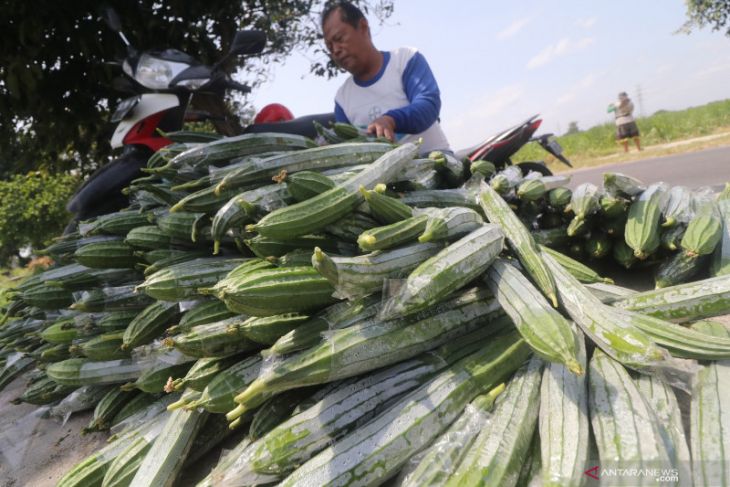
1;122;729;487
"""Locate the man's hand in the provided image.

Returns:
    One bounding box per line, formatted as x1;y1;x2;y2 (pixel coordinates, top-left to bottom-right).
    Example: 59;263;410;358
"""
367;115;396;141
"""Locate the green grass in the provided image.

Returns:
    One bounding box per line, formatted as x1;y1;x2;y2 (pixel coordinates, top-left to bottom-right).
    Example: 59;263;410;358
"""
0;267;31;308
513;98;730;164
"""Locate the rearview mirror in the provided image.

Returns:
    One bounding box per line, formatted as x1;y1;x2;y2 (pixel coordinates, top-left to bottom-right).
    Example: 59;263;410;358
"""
229;30;266;56
101;6;122;33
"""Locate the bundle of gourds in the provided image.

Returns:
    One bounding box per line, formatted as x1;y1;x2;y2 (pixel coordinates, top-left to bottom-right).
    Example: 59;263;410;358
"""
0;125;728;487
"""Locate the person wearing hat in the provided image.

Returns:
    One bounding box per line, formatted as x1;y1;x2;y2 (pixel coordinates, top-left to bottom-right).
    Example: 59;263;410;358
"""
321;0;451;154
608;92;641;152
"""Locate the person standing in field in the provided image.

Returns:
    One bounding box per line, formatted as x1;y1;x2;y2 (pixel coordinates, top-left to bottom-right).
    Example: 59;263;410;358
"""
321;0;451;154
608;91;641;152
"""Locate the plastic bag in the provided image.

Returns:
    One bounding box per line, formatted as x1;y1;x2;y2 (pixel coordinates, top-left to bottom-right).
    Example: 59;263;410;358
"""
49;385;112;425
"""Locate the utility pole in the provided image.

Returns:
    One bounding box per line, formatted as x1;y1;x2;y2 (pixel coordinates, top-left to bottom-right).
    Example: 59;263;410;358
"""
636;84;645;118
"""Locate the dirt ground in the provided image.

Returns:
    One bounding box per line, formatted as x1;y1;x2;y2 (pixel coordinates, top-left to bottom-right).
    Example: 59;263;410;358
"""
0;375;109;487
0;372;242;486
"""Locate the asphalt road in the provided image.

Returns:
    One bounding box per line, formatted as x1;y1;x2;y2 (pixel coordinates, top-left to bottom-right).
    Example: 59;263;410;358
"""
564;145;730;190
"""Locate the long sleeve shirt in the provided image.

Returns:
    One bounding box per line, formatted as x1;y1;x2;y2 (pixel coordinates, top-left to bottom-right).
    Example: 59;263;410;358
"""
334;47;450;153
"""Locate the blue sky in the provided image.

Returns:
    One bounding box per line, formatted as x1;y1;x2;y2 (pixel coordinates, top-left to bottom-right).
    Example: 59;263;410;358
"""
246;0;730;149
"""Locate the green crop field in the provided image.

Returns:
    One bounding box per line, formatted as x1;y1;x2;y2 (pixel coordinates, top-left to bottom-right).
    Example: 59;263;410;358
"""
512;98;730;168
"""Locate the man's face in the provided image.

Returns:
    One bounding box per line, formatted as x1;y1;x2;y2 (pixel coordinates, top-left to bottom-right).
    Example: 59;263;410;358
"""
323;9;370;75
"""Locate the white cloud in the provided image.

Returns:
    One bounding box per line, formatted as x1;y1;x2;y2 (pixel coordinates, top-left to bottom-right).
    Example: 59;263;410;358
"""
694;59;730;79
574;37;595;50
444;84;527;148
555;73;598;106
496;17;531;40
576;17;597;29
526;37;595;69
556;92;576;105
576;73;597;90
655;63;674;75
473;84;526;119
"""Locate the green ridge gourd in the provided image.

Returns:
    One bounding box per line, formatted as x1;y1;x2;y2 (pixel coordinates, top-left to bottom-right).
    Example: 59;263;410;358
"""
248;143;418;240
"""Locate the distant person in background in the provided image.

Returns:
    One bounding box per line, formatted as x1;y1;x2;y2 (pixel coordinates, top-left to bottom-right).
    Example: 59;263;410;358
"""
608;92;641;152
321;0;451;154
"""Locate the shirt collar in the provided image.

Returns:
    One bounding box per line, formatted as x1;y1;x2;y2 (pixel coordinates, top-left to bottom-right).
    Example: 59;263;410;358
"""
354;51;390;87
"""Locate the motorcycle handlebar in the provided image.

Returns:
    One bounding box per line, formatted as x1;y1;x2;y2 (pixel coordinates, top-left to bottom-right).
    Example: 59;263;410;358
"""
226;80;251;94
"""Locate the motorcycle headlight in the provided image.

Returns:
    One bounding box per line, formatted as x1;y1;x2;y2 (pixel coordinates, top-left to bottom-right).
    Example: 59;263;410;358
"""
173;78;210;90
134;53;188;90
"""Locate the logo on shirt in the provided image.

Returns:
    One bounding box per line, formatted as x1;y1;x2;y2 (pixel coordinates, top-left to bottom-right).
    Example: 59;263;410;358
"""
368;106;382;122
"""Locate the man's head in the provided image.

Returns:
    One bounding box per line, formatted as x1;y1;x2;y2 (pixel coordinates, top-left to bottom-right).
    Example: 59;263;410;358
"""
322;1;376;78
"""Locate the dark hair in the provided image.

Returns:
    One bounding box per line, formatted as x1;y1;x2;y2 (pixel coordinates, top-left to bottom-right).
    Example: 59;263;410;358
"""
321;1;365;29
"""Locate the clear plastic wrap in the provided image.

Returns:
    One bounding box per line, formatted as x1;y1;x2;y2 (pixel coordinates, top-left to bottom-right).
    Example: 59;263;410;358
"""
447;357;544;486
4;351;28;370
461;171;485;196
258;347;285;379
130;342;195;368
379;224;504;320
109;393;180;438
500;165;523;187
393;159;440;191
207;155;269;184
689;323;730;487
321;164;368;177
72;313;97;333
312;242;442;300
323;294;381;331
217;438;280;487
662;185;693;225
220;143;388;192
72;284;149;312
49;385;112;425
178;299;201;313
588;349;676;480
634;374;692;486
400;397;495;486
543;252;699;392
585;281;636;302
569;182;602;218
713;198;730;276
198;437;253;487
78;222;95;237
243;357;442;484
539;326;589;487
603;172;646;197
254;185;293;213
540;174;571;191
415;206;484;243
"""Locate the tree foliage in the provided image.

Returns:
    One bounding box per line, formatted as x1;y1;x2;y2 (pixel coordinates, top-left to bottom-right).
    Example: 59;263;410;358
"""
680;0;730;37
0;172;79;264
566;121;580;135
0;1;393;178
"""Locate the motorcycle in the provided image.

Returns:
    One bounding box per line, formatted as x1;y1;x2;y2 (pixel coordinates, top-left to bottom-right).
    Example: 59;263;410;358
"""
67;9;569;230
65;8;332;231
455;114;572;176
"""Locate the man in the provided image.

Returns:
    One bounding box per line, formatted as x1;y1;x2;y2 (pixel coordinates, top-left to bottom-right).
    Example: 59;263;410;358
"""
608;91;641;152
321;1;451;153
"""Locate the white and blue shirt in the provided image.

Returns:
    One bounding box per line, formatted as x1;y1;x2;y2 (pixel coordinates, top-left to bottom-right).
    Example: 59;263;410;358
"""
334;47;451;153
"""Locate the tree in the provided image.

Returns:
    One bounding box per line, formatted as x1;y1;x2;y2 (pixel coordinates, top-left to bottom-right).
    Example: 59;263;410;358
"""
566;121;580;135
680;0;730;37
0;1;393;179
